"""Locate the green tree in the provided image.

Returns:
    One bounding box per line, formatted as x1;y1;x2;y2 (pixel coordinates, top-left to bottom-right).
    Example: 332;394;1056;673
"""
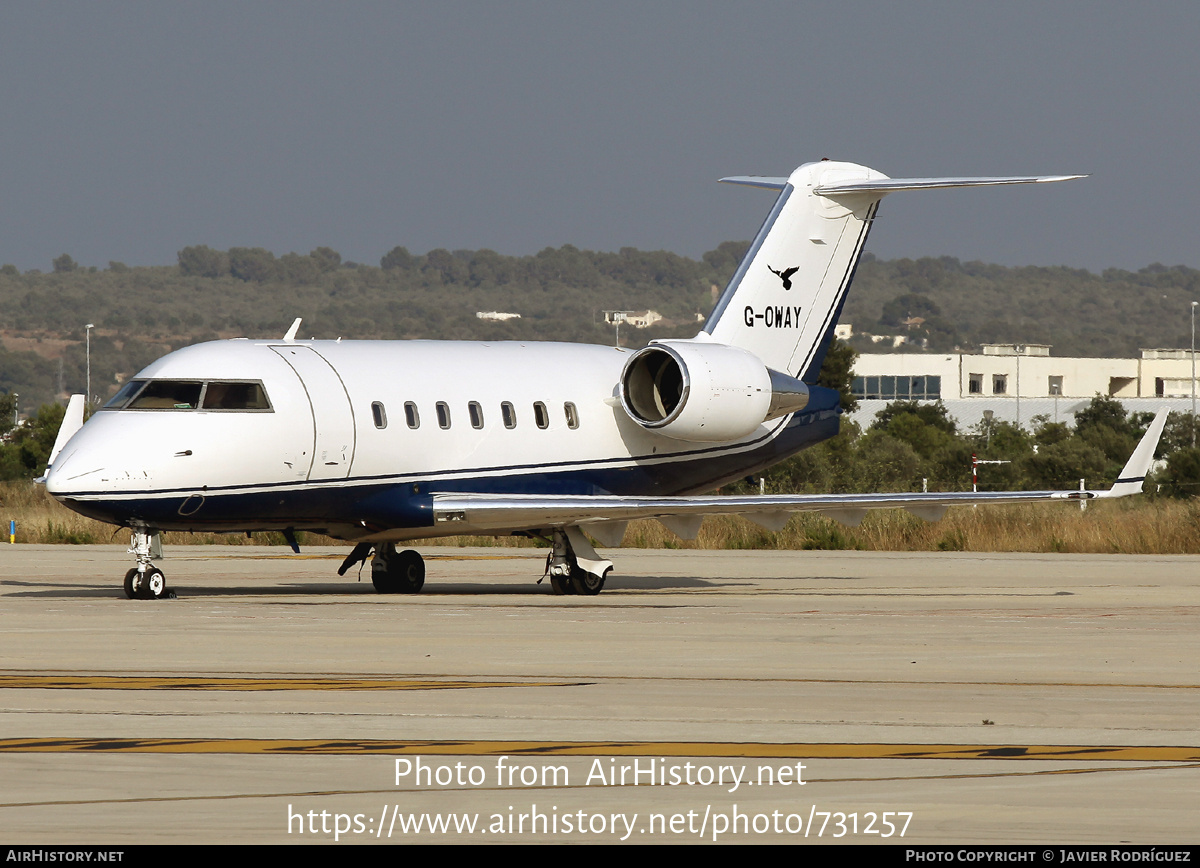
228;247;278;283
380;246;416;271
1157;447;1200;498
52;254;78;273
0;403;66;480
311;247;342;273
0;394;15;438
816;338;858;412
1074;394;1136;439
177;245;229;278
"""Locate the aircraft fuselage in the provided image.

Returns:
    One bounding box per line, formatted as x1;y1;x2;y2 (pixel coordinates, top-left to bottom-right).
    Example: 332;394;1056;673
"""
46;338;841;541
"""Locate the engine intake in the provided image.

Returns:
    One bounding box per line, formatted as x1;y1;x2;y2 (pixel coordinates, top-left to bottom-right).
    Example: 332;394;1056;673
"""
618;340;809;442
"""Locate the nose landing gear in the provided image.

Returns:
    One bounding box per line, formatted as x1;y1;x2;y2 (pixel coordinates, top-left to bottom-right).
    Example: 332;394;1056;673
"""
124;527;170;599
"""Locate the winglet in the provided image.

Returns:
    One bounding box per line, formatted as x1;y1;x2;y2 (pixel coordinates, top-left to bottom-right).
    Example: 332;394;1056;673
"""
1099;409;1169;498
47;394;85;467
283;318;302;341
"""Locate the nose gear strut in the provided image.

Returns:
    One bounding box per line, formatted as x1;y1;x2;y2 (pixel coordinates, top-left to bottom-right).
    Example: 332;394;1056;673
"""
124;526;170;599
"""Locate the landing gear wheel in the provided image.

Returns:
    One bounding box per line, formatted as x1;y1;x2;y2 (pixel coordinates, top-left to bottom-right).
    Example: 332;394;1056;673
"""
124;567;167;599
569;565;607;596
392;549;425;593
549;572;575;595
372;547;425;594
143;567;166;599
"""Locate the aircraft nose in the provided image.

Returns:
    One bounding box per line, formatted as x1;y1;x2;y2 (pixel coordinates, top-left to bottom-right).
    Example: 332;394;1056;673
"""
42;430;106;497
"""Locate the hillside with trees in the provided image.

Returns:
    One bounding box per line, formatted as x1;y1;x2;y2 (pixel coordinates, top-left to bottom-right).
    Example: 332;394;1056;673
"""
1;241;1198;463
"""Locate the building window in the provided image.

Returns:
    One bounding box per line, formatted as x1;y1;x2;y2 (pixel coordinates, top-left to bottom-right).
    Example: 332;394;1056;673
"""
992;375;1007;395
371;401;387;429
1048;375;1063;396
404;402;419;429
501;401;516;429
533;401;549;429
564;402;579;429
468;401;484;429
969;374;983;394
436;401;451;429
852;374;942;401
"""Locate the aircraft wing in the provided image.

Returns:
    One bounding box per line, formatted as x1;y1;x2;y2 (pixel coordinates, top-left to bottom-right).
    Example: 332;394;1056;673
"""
430;410;1168;538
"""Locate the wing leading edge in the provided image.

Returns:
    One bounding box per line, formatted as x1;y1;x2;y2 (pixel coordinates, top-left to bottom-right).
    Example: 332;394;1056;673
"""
430;410;1168;536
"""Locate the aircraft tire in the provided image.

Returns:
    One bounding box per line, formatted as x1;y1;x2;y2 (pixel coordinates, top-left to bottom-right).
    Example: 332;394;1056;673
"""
125;567;167;600
374;549;424;594
549;573;575;595
142;568;167;599
393;549;425;593
569;565;606;596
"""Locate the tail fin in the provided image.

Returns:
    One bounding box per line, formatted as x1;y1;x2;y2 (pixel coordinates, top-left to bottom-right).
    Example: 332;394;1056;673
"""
701;161;1084;381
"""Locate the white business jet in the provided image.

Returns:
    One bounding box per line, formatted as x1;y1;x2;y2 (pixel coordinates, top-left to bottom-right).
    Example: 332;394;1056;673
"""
42;160;1167;600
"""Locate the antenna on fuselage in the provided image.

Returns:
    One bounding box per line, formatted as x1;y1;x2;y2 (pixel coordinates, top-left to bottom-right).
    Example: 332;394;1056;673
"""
283;318;302;341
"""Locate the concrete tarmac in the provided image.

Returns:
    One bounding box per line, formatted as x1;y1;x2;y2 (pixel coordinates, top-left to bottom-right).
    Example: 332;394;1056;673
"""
0;543;1197;844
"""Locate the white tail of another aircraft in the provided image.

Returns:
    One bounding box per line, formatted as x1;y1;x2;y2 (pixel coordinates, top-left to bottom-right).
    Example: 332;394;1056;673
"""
702;161;1084;381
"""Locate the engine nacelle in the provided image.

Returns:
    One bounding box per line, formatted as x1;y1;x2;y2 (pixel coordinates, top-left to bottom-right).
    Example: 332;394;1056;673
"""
618;340;809;442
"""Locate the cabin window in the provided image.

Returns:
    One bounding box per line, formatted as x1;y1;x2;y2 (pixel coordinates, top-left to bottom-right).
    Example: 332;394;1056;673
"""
564;402;579;429
533;401;549;429
126;381;203;410
501;401;516;429
468;401;484;429
436;401;451;429
202;382;271;411
404;402;420;428
371;401;387;429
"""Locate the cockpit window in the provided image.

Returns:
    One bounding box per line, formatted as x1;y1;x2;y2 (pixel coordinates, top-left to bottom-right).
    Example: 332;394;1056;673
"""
201;382;270;410
103;380;146;409
127;381;204;410
103;380;272;411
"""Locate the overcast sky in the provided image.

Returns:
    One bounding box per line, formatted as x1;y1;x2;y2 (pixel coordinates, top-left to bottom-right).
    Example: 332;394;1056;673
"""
0;2;1195;273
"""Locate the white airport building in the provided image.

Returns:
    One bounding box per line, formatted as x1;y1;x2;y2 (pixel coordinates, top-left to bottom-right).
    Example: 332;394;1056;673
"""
849;343;1199;428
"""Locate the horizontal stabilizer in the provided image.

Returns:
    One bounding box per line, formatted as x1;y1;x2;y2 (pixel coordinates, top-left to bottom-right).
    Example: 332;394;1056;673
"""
814;175;1086;196
719;176;789;191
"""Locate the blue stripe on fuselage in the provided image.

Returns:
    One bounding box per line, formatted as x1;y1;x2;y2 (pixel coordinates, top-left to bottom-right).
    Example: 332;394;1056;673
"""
56;387;843;535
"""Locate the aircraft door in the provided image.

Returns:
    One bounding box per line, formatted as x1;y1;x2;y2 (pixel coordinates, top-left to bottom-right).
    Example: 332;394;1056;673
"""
270;345;356;480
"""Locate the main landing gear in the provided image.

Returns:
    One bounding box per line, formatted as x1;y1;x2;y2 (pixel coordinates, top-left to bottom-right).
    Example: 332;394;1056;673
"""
338;543;425;594
546;526;613;596
124;527;170;599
